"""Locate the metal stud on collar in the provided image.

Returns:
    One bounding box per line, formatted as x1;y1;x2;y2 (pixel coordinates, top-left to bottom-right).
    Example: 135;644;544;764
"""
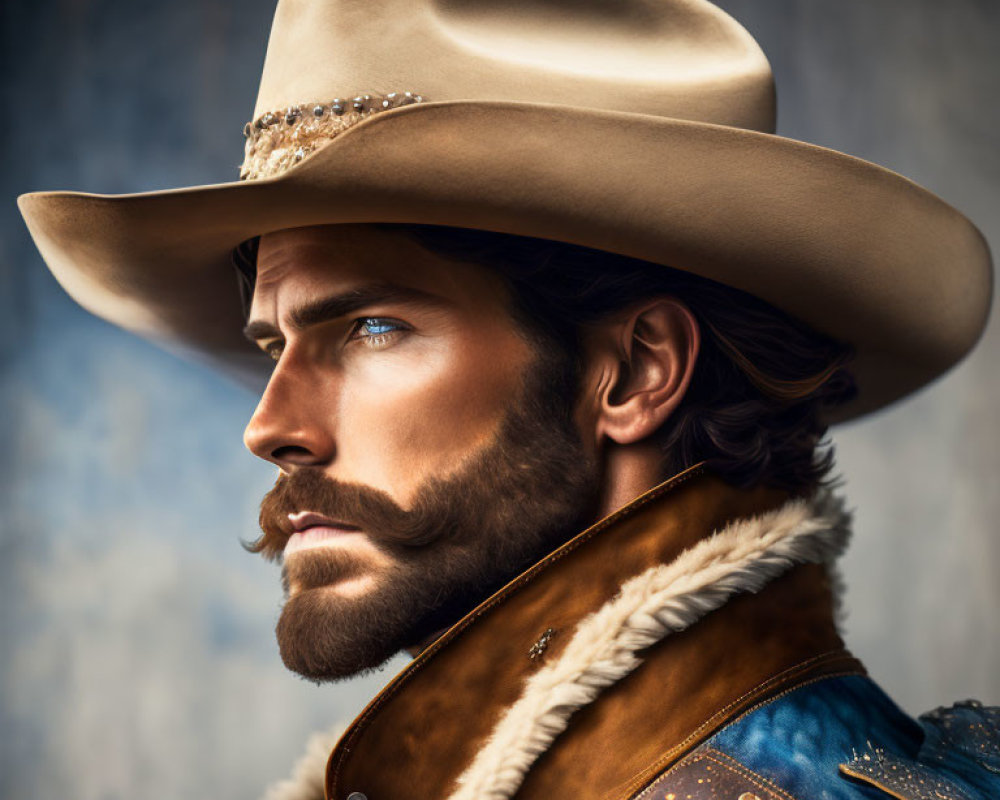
528;628;555;660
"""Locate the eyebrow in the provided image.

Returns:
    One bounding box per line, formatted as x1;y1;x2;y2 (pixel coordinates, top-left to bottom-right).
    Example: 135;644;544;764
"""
242;283;445;343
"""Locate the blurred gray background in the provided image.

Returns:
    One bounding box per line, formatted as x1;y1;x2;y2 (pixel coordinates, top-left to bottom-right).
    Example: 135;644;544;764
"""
2;1;998;798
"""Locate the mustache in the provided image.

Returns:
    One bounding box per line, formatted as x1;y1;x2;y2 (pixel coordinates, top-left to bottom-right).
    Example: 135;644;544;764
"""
247;468;460;561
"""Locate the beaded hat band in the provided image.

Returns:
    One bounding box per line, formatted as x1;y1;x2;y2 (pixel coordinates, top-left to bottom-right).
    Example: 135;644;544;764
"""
241;91;425;180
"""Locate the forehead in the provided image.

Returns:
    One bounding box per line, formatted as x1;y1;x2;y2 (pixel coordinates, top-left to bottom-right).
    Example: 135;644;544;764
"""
251;224;509;313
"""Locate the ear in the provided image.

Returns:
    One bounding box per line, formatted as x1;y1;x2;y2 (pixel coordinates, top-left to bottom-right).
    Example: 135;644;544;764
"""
585;297;700;447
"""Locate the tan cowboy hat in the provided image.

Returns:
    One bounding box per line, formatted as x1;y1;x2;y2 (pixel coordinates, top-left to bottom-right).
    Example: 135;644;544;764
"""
17;0;993;422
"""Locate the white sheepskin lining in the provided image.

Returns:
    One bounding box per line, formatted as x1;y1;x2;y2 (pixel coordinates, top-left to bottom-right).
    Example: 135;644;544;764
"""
445;489;851;800
260;722;346;800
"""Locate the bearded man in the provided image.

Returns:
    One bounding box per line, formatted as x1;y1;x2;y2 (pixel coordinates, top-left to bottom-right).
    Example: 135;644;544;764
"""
17;0;1000;799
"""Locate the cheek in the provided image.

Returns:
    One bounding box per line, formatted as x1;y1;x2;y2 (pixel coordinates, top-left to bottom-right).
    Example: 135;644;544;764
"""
334;331;531;504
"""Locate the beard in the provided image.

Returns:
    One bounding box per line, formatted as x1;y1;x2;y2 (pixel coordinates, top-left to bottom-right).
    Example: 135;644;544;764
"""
251;358;600;682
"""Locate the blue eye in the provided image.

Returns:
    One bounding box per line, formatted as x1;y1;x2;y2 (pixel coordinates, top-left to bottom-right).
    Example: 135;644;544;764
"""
351;317;410;349
359;318;401;336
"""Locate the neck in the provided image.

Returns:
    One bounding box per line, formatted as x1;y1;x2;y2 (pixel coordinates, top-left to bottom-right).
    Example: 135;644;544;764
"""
594;442;675;519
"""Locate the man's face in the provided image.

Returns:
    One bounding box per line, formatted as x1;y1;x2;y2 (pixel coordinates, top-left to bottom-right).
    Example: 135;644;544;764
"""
243;225;598;680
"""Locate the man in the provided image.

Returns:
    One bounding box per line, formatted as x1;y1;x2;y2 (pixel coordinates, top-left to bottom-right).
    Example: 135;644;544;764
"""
17;1;999;799
239;221;850;683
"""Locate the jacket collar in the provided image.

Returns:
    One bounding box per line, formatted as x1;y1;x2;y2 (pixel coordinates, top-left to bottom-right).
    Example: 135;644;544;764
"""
323;463;863;800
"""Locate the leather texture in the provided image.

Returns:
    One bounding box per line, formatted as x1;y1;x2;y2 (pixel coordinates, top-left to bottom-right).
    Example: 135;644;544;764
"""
638;747;800;800
324;466;864;800
16;0;993;419
640;675;1000;800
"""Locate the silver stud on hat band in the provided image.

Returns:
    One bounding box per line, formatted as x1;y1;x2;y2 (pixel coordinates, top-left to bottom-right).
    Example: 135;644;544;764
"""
239;91;425;181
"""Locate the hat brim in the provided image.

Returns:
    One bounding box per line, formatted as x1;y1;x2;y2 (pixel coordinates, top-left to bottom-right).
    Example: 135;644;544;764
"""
17;100;993;422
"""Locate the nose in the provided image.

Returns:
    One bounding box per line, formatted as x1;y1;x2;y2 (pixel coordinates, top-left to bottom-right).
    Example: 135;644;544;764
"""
243;359;336;469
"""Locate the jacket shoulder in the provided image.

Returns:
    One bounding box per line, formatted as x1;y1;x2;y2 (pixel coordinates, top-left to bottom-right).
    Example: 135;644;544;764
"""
638;675;1000;800
839;700;1000;800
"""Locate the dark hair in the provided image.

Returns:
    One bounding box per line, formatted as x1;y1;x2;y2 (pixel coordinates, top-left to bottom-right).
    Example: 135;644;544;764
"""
381;224;857;497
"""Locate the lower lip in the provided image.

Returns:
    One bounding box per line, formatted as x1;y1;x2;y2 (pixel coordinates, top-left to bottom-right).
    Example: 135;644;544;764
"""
284;526;364;557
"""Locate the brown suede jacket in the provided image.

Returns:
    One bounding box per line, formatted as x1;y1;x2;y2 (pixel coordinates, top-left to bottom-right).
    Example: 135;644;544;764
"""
271;463;998;800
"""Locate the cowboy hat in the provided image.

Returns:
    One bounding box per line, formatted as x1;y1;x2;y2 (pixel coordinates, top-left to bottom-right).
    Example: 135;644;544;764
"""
16;0;992;422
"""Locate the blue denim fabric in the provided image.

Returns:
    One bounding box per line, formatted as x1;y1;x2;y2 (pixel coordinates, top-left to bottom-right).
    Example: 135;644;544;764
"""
694;674;1000;799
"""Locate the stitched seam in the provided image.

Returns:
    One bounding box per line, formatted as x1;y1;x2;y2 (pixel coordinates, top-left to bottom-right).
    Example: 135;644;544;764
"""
611;648;857;797
680;651;846;743
610;652;863;799
839;763;973;800
327;462;708;793
641;749;799;800
702;748;799;800
838;765;912;800
629;752;711;800
706;668;866;739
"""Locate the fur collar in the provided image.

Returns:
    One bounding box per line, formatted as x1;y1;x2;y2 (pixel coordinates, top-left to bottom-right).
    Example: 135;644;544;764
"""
262;724;346;800
261;484;850;800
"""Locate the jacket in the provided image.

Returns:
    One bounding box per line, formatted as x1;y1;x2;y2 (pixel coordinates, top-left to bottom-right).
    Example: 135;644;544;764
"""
269;463;1000;800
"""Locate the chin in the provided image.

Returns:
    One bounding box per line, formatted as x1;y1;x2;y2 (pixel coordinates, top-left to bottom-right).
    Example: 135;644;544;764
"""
275;577;411;682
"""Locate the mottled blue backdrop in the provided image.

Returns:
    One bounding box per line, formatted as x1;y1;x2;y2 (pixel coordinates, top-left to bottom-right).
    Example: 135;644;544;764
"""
3;1;999;799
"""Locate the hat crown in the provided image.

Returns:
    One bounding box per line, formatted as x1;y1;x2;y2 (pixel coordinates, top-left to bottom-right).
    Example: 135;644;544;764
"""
253;0;775;133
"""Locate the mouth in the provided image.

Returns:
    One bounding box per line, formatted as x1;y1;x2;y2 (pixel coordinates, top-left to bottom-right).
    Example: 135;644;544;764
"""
284;511;364;557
